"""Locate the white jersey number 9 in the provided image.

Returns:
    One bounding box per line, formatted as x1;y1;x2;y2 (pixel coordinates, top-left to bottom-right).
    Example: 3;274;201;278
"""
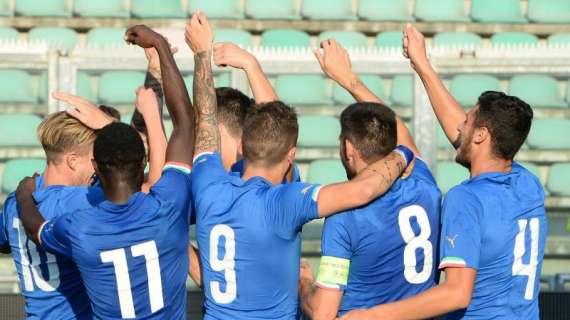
209;224;237;304
398;205;433;284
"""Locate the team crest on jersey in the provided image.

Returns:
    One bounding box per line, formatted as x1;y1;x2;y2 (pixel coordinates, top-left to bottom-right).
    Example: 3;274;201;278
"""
301;186;312;194
445;234;459;248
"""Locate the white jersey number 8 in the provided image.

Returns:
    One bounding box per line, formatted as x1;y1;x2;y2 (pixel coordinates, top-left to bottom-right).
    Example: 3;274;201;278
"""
209;224;237;304
398;205;433;284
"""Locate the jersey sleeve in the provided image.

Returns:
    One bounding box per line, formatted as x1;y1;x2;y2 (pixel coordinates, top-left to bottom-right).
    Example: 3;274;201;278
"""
0;205;8;247
191;152;230;211
265;183;321;239
40;214;74;258
439;187;483;270
150;163;192;221
317;214;353;290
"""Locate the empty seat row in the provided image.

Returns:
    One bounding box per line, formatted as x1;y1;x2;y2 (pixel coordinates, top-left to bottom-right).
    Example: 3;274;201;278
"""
1;0;569;24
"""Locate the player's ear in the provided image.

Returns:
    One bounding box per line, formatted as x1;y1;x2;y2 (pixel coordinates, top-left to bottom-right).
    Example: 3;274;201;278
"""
344;139;356;161
237;137;243;158
66;152;78;171
91;159;100;177
473;126;489;145
286;146;296;165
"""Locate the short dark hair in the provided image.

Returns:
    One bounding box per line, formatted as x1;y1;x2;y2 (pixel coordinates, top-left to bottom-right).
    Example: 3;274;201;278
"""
99;105;121;122
94;122;146;182
340;102;397;163
216;87;252;138
475;91;533;161
242;101;298;166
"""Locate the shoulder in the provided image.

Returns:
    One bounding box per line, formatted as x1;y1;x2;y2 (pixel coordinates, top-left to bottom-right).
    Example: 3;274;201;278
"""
444;185;483;215
410;158;437;183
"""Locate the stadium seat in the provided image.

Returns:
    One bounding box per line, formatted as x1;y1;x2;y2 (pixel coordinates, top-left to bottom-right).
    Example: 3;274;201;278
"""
547;163;570;196
528;0;570;24
275;75;332;106
0;0;12;16
0;69;36;103
449;74;501;107
548;33;570;46
298;116;340;147
215;73;231;87
2;159;46;194
471;0;527;23
526;119;570;150
357;0;411;21
415;0;469;22
509;75;567;108
131;0;185;18
0;27;19;40
432;32;482;47
491;32;539;46
436;161;470;194
28;27;78;51
390;75;413;107
307;160;347;185
332;75;390;105
302;0;355;20
189;0;243;19
74;0;129;17
86;28;128;48
98;71;146;105
375;32;404;48
40;71;94;103
318;31;368;48
214;29;253;48
0;114;42;147
260;29;311;48
245;0;298;20
15;0;69;17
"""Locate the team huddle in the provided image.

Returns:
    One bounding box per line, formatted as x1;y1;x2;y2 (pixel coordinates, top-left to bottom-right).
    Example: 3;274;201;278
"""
0;12;546;320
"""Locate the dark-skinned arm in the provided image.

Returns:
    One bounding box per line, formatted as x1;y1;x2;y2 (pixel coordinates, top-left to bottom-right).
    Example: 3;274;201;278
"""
15;176;44;245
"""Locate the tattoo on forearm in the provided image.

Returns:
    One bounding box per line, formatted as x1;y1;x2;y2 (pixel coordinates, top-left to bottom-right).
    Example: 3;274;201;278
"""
193;51;220;154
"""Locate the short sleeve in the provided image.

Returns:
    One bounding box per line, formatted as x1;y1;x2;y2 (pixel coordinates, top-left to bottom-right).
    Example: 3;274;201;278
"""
150;164;192;217
317;214;353;290
0;207;8;247
191;152;230;208
40;215;73;257
439;187;482;270
265;183;321;238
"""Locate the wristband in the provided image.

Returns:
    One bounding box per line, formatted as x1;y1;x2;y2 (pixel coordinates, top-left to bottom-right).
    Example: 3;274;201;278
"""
394;145;414;168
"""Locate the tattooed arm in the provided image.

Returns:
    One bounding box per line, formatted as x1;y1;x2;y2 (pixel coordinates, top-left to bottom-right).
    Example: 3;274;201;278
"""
185;12;219;155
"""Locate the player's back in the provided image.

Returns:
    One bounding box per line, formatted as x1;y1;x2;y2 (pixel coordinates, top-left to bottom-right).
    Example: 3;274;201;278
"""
441;162;547;319
319;159;441;315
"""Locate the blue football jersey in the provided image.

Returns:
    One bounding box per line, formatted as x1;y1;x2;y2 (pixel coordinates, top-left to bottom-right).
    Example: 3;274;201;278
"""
439;162;547;319
231;159;301;183
0;174;104;320
317;159;442;316
38;166;193;319
192;152;321;320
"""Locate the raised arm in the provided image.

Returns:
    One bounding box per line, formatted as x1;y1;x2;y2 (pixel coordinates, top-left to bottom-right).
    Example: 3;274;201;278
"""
52;92;114;129
403;24;466;148
214;42;277;103
185;12;220;156
126;25;195;166
315;39;420;156
316;146;413;217
15;176;44;245
188;244;202;287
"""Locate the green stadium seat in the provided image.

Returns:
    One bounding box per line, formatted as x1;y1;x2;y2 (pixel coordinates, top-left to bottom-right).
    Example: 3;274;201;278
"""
74;0;129;17
302;0;355;20
436;161;470;194
358;0;411;21
260;29;310;48
15;0;69;17
307;160;347;185
275;75;332;106
391;75;413;107
215;73;231;87
86;28;128;48
0;0;12;16
245;0;298;20
0;69;36;103
527;119;570;150
98;71;146;105
40;71;94;103
375;32;403;48
2;159;46;194
528;0;570;24
298;116;340;147
547;163;570;196
509;75;567;108
0;114;42;147
318;31;368;48
189;0;243;19
214;29;253;48
0;27;19;40
471;0;527;23
332;75;390;105
548;33;570;45
449;74;501;107
433;32;482;47
131;0;185;18
415;0;469;22
28;27;78;51
491;32;539;46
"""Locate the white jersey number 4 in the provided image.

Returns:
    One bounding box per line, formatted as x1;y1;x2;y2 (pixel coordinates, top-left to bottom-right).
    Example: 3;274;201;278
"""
513;218;540;300
398;205;433;284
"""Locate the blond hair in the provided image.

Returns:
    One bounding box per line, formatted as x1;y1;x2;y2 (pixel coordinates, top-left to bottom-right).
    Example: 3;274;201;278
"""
37;112;97;162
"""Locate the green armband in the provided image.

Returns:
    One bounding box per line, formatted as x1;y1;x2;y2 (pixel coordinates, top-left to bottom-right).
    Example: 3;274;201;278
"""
316;256;350;288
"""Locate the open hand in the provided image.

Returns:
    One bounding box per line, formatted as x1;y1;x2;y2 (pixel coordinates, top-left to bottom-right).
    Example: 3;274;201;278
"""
213;42;256;70
15;174;38;204
125;25;164;49
314;39;354;88
185;11;214;54
403;24;429;72
53;92;114;130
135;87;159;118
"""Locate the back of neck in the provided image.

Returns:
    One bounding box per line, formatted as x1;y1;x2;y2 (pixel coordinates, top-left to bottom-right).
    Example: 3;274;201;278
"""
242;164;283;185
43;163;74;188
470;156;512;178
101;179;141;205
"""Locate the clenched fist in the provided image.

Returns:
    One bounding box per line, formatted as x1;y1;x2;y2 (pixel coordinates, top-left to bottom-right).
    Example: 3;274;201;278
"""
185;12;214;54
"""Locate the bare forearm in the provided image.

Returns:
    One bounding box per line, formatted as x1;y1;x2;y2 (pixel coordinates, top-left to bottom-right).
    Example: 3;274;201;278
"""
17;197;44;245
142;111;167;192
188;244;202;288
193;50;220;155
299;279;316;317
245;61;277;103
